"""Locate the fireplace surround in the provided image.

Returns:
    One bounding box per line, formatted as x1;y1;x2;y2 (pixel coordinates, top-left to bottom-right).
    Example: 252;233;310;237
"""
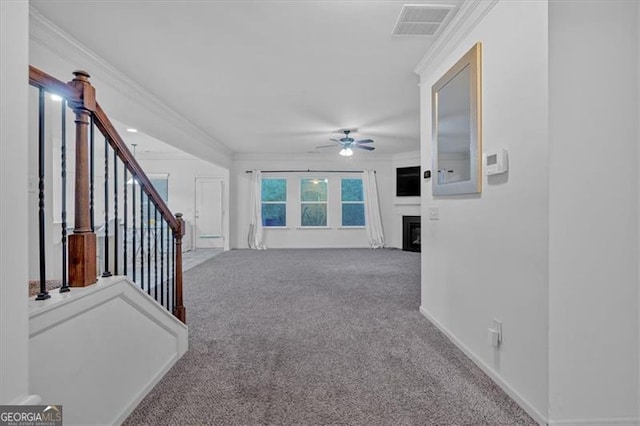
402;216;421;252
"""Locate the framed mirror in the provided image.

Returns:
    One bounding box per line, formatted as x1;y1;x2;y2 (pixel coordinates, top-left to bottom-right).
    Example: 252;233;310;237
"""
432;42;482;196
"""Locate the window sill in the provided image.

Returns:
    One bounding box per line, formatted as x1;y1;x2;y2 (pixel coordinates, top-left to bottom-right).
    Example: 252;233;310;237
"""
338;226;366;229
295;227;332;230
264;226;290;230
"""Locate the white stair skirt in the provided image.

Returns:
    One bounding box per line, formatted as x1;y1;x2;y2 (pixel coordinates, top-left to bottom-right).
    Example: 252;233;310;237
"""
28;276;188;425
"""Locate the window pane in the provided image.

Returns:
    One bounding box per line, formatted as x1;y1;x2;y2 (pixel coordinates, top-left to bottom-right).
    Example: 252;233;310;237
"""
301;203;327;226
262;203;286;227
341;179;363;201
262;179;286;202
301;179;327;201
150;178;169;203
144;178;168;225
342;203;365;226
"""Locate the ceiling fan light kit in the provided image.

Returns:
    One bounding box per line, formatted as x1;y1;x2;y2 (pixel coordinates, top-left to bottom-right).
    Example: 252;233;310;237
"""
317;129;375;156
339;147;354;157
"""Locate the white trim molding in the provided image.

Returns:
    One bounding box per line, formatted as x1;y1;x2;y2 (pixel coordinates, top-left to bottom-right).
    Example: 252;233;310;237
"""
414;0;499;78
419;306;548;426
548;418;640;426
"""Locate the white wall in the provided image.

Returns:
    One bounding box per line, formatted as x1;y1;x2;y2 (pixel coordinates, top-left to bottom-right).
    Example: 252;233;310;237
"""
548;1;639;423
136;154;230;251
418;1;549;421
230;154;394;249
0;0;31;404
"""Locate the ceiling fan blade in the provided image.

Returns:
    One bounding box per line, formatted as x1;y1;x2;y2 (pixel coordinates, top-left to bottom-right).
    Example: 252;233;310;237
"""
355;139;374;144
315;144;337;148
329;138;342;143
355;145;375;151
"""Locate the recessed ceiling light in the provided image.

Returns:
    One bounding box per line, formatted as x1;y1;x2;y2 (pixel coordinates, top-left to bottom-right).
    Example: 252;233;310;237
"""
126;128;138;133
50;94;63;102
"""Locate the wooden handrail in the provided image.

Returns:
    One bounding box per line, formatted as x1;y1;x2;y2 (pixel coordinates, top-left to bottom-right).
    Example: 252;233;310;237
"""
29;66;82;104
93;105;180;233
28;66;181;234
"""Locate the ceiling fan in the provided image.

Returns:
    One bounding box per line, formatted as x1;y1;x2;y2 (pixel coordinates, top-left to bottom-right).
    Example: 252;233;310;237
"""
316;129;375;157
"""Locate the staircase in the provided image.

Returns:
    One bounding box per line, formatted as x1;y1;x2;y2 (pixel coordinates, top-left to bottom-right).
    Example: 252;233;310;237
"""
27;67;189;424
28;66;186;322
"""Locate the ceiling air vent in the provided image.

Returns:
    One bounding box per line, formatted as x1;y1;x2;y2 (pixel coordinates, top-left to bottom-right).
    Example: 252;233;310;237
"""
392;4;457;37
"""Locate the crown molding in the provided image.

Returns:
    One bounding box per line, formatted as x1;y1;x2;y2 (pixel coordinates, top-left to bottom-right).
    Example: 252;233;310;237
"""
136;151;198;161
414;0;499;78
29;7;233;162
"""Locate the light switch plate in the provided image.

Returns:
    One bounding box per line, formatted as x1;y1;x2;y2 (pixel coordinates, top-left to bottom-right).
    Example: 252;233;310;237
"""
429;207;439;220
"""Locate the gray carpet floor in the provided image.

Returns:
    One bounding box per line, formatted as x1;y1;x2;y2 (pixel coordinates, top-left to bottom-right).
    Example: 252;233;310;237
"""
125;249;535;425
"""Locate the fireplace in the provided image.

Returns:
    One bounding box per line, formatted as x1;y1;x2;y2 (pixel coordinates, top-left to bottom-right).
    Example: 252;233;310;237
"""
402;216;421;252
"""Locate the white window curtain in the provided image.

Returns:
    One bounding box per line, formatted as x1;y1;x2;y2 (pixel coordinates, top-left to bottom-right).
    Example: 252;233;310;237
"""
247;170;267;249
362;169;385;248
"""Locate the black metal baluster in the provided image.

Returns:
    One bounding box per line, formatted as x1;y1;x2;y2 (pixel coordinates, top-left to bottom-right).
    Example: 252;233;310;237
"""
167;229;172;311
154;206;158;301
59;99;70;293
171;230;176;311
167;226;175;313
140;189;144;290
168;230;172;311
36;88;50;301
166;224;171;311
123;168;128;277
160;218;165;308
147;196;151;295
90;115;95;232
102;136;112;277
113;149;119;275
132;174;136;284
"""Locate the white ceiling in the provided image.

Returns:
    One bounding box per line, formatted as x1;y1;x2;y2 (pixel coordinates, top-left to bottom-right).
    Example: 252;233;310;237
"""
31;0;462;156
110;119;190;157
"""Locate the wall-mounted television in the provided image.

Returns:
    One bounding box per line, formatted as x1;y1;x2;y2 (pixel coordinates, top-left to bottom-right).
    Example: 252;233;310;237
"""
396;166;421;197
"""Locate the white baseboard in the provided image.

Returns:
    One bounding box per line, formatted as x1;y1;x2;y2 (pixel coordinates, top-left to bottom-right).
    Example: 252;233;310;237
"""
111;355;178;425
548;417;640;425
419;306;548;425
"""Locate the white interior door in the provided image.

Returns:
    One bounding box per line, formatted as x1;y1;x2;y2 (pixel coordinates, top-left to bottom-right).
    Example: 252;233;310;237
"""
194;177;224;249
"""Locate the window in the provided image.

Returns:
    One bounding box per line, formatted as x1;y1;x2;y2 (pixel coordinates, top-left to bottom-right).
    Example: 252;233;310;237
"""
150;177;169;203
261;178;286;227
142;174;169;226
300;178;327;227
341;178;365;227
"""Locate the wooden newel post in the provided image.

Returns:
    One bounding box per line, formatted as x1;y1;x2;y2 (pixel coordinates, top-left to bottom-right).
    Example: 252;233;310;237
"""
173;212;186;323
67;70;97;286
